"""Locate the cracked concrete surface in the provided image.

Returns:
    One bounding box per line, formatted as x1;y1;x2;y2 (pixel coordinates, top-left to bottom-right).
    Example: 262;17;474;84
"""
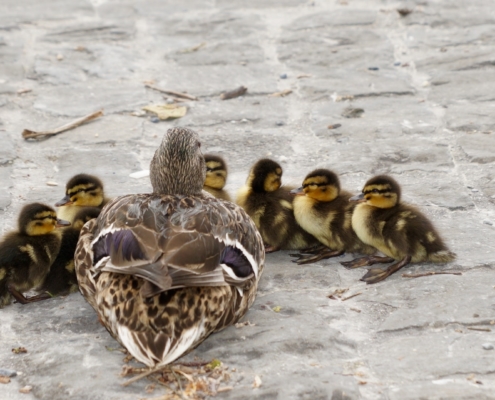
1;0;495;399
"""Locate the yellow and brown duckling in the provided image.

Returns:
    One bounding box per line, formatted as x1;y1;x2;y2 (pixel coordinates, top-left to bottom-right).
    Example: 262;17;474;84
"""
0;203;70;307
75;127;264;368
55;174;108;223
236;158;318;253
203;154;231;201
35;206;101;299
290;169;375;264
341;175;456;284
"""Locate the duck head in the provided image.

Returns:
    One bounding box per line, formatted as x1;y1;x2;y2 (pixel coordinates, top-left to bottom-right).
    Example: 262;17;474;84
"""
290;169;340;202
204;154;228;190
56;174;105;207
150;127;205;195
19;203;70;236
246;158;283;193
350;175;401;208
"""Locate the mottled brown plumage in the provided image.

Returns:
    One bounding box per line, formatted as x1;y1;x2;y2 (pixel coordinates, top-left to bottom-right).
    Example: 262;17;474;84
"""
0;203;69;307
290;169;375;264
341;175;456;283
236;158;317;252
75;127;264;367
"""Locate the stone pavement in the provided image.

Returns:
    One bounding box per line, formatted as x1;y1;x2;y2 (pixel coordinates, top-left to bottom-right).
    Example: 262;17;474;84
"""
1;0;495;398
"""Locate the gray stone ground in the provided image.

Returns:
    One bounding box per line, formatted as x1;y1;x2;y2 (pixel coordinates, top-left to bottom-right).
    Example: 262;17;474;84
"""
1;0;494;398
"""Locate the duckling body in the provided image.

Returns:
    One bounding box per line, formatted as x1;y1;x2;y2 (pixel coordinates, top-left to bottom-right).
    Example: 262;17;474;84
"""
56;174;108;223
291;169;375;264
0;203;69;307
341;175;456;283
75;128;264;368
38;207;101;297
236;159;317;252
203;154;231;202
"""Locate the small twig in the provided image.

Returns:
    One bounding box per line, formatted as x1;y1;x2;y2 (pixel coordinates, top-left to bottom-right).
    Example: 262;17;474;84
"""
268;89;292;97
173;360;210;368
220;86;247;100
145;84;198;101
341;292;362;301
162;95;188;103
22;110;103;140
467;327;491;332
122;366;165;387
402;271;462;278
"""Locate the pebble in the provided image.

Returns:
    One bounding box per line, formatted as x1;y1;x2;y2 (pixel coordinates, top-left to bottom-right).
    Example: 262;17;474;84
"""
394;62;401;66
483;220;493;226
368;67;379;71
482;343;494;350
471;188;479;192
150;116;160;123
276;121;285;126
279;73;288;79
0;368;17;377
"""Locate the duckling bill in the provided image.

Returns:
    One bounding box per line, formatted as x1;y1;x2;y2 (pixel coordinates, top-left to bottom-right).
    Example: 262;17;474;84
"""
0;203;70;307
341;175;456;284
236;158;317;253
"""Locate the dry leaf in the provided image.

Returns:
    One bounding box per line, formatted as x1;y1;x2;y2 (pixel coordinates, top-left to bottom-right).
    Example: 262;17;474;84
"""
142;104;187;120
0;376;11;384
253;375;262;388
12;347;27;354
19;385;32;393
272;306;281;312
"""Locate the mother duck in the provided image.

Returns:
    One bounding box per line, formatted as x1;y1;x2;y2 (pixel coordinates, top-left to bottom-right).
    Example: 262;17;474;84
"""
75;127;264;367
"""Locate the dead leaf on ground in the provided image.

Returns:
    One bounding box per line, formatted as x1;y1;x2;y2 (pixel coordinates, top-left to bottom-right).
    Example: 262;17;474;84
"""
272;306;281;312
0;376;11;384
19;385;32;393
12;347;27;354
142;104;187;120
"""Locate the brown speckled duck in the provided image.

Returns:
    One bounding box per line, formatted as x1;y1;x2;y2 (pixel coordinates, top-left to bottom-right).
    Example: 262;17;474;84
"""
75;127;264;367
236;158;317;253
203;154;231;201
0;203;70;307
341;175;456;284
290;169;375;264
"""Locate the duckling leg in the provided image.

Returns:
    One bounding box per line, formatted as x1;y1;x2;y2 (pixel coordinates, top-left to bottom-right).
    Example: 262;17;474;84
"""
292;249;344;265
8;285;52;304
360;255;412;284
341;255;394;269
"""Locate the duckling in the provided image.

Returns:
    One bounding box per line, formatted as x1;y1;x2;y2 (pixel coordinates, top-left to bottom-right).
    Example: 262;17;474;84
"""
236;158;318;253
33;207;101;299
0;203;70;307
74;127;264;368
55;174;108;223
203;154;231;201
341;175;456;284
290;169;376;264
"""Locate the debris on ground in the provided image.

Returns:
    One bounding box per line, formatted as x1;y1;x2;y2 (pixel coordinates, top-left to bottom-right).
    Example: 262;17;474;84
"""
22;110;103;141
142;104;187;120
220;86;247;100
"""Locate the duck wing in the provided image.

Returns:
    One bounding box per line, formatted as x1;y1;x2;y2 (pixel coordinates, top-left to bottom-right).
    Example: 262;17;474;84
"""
86;194;263;297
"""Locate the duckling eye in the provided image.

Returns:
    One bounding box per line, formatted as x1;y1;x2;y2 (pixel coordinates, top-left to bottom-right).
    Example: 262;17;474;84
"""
35;222;43;226
372;189;379;193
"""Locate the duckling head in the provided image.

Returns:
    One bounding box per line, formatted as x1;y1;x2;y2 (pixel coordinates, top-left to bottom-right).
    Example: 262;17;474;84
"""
204;154;228;190
150;127;205;195
290;169;340;202
55;174;105;207
247;158;283;193
19;203;71;236
350;175;401;208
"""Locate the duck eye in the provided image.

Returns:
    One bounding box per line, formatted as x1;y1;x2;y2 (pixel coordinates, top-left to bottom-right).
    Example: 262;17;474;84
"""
197;141;201;148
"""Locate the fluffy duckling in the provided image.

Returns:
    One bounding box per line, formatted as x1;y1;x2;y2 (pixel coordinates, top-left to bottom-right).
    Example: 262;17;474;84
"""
75;127;264;368
56;174;108;223
236;158;317;253
290;169;375;264
341;175;456;284
0;203;70;307
203;154;231;201
35;207;101;298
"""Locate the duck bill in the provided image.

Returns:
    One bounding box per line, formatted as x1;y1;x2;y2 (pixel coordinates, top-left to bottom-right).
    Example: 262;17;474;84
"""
349;193;366;203
56;219;71;228
55;195;73;207
289;187;305;196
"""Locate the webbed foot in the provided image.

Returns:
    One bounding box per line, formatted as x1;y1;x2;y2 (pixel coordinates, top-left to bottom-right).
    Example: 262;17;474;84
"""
292;249;344;265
